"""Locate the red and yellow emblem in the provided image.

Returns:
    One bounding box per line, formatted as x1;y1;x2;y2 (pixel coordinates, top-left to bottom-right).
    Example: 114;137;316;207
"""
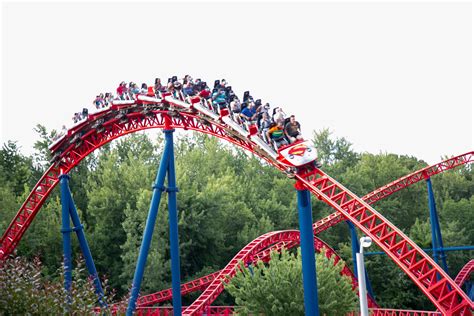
288;143;307;156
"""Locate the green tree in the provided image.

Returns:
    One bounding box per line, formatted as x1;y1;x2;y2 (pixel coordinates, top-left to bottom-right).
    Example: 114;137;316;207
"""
225;248;358;316
0;141;33;196
312;128;359;174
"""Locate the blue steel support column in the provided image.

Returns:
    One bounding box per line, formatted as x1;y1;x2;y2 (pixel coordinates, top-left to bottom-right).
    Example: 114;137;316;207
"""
296;188;320;316
127;136;173;315
347;221;359;276
426;177;449;273
64;183;106;306
468;282;473;301
346;221;375;299
165;128;182;316
59;174;73;303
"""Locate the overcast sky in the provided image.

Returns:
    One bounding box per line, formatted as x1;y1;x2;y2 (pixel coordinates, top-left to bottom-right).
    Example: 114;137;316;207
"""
1;1;472;164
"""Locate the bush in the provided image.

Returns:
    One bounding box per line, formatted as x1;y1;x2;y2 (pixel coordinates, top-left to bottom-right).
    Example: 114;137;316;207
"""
0;255;112;315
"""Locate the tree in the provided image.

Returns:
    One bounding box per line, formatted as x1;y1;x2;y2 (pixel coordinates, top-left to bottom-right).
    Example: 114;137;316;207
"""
225;248;358;316
312;128;359;174
0;141;33;196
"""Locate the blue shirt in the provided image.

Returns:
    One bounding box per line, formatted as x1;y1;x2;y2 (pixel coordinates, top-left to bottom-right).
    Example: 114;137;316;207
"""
241;107;256;119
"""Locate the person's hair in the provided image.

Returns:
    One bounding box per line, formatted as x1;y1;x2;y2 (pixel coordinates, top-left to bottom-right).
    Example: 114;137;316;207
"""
155;78;161;84
290;115;295;118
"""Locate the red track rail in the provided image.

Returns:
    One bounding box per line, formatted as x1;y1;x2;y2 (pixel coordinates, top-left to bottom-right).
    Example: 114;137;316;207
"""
0;110;279;259
136;235;375;308
136;307;443;316
293;168;473;315
368;309;442;316
135;307;445;316
236;152;474;277
140;153;472;312
0;101;472;314
454;260;474;289
135;306;235;316
314;151;474;232
183;165;474;315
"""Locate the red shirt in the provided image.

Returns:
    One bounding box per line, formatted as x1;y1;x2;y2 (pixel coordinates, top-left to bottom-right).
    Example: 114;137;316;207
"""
199;90;210;99
117;85;125;95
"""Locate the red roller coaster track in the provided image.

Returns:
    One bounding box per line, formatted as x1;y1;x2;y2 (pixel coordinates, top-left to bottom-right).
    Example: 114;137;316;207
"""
135;235;377;308
454;260;474;290
0;97;472;315
135;152;473;309
134;307;444;316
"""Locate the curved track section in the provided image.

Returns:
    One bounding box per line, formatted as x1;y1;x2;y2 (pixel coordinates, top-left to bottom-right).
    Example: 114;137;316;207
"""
182;230;301;315
0;109;280;259
136;235;375;308
183;161;474;315
146;153;471;314
0;93;472;315
454;260;474;289
241;152;474;276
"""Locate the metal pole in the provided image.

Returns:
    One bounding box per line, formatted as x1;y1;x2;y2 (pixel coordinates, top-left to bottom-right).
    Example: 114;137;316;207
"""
64;181;106;306
165;128;182;316
59;174;73;305
356;252;369;316
426;178;449;273
127;137;173;315
296;188;320;316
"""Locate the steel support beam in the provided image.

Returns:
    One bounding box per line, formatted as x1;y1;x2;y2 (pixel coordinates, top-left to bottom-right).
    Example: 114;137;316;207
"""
59;174;106;306
165;128;182;316
127;122;182;316
426;178;449;274
127;135;173;315
60;174;73;307
296;189;320;316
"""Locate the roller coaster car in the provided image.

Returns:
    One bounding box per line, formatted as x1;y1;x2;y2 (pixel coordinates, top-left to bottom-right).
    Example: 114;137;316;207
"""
276;140;318;168
111;99;136;111
136;94;161;105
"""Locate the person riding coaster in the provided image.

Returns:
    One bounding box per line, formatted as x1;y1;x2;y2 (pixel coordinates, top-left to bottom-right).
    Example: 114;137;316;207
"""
266;121;288;151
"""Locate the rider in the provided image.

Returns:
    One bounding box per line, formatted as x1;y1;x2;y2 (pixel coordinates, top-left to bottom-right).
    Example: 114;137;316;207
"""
284;115;303;143
266;121;288;150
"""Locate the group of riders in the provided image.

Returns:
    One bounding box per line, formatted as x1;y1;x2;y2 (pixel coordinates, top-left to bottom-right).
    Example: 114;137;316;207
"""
67;76;304;152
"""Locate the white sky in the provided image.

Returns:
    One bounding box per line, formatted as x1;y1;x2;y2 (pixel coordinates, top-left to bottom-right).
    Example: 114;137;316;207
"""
1;1;472;164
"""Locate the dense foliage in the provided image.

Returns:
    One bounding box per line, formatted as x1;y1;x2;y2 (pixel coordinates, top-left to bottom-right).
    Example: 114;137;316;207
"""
0;126;472;311
225;248;357;315
0;255;111;315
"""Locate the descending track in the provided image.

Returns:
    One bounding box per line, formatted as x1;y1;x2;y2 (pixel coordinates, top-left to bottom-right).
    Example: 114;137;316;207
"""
0;87;472;315
137;153;473;308
183;161;474;315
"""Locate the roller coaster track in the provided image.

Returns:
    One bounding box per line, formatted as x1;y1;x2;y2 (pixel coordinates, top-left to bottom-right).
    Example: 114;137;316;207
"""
455;260;474;290
134;307;444;316
136;152;473;308
0;94;472;315
135;235;377;308
182;164;474;315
